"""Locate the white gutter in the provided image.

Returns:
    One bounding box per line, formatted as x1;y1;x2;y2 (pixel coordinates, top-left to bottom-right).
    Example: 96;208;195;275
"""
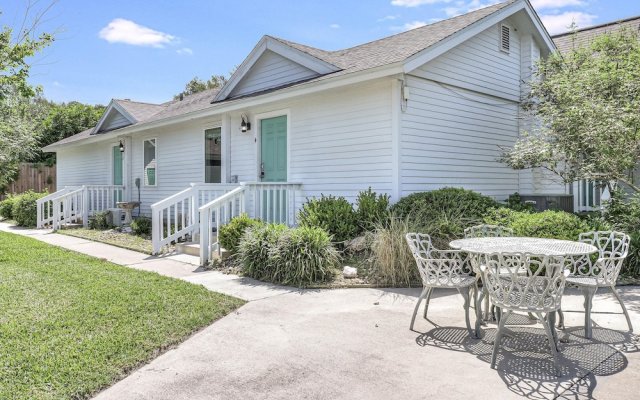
44;62;404;152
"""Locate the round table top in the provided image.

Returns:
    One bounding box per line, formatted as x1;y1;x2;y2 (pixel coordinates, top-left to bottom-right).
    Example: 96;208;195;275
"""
449;237;597;256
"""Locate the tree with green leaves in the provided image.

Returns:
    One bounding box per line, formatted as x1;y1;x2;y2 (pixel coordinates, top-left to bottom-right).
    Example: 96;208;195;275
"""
501;29;640;193
174;74;228;99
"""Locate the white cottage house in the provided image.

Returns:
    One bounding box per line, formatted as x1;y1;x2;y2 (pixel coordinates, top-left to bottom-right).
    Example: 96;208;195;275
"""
40;0;564;264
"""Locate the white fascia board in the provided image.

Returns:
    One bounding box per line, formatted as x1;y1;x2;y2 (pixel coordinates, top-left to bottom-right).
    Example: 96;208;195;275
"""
213;36;340;102
404;0;530;73
48;63;403;151
522;0;557;54
92;100;138;134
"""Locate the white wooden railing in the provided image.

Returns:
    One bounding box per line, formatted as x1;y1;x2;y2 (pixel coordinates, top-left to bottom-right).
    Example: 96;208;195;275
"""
573;180;608;212
198;182;303;265
150;183;239;254
36;185;124;230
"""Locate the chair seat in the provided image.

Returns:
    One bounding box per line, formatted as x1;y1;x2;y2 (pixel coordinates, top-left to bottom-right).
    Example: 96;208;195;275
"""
424;275;475;288
566;275;605;287
491;276;558;312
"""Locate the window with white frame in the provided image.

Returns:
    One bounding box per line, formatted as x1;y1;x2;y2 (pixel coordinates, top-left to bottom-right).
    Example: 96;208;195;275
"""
143;138;157;186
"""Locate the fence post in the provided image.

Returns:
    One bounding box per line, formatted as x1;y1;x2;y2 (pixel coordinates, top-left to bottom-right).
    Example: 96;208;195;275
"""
37;199;42;229
199;208;210;266
151;205;161;255
82;186;89;228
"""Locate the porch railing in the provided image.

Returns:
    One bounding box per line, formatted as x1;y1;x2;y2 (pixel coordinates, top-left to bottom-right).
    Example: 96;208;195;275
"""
36;185;124;230
573;180;607;212
150;183;239;254
198;182;303;265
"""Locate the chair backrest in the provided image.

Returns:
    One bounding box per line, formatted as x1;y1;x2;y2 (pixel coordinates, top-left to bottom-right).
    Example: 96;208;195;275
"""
464;224;514;238
405;233;472;287
481;252;568;312
573;231;631;284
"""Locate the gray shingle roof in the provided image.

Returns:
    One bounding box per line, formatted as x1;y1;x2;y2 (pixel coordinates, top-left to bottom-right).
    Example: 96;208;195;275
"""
46;0;518;150
552;16;640;54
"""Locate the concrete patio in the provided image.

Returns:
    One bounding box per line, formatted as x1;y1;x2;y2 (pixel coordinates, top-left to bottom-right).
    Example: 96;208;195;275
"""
2;223;639;399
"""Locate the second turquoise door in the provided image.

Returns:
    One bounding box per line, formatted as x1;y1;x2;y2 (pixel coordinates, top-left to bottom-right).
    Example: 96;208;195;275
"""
260;115;287;182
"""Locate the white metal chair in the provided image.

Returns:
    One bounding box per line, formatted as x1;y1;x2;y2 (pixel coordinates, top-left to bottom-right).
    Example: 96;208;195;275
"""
464;224;514;238
406;233;477;337
481;252;570;376
559;231;632;338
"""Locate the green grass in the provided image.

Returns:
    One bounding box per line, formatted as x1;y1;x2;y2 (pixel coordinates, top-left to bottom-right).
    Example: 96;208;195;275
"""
0;231;245;400
58;227;155;254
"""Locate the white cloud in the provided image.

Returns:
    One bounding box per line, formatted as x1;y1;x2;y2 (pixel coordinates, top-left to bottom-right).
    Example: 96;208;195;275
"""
392;20;428;31
378;15;399;21
52;81;62;87
391;0;448;7
540;11;597;34
176;47;193;55
443;0;501;17
330;23;340;29
99;18;175;47
530;0;585;10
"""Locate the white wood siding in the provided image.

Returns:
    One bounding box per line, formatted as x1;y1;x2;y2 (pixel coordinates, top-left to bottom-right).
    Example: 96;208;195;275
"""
229;50;319;99
399;22;523;200
56;144;111;188
99;109;131;132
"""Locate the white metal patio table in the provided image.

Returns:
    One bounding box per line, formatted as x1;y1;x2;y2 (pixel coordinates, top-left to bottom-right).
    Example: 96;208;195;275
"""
449;237;597;338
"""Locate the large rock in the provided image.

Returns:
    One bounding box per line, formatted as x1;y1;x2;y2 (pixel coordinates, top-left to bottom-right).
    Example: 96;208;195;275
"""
345;235;368;252
343;266;358;279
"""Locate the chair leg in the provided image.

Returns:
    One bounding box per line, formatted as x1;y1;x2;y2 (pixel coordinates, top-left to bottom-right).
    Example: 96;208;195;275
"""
548;311;559;351
540;312;562;377
476;283;486;325
474;282;482;337
410;287;428;331
610;285;633;332
557;308;565;329
458;286;474;337
491;309;511;369
582;286;597;339
423;287;433;320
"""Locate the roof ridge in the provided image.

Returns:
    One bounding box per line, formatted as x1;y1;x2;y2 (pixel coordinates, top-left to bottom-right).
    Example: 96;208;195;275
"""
114;99;163;106
551;15;640;38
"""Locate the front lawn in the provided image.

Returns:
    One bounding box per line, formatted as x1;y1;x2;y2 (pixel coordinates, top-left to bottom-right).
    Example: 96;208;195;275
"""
58;227;156;254
0;231;245;400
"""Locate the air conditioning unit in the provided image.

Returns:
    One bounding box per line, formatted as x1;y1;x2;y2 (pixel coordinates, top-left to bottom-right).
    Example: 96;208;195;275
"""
517;194;574;213
107;208;123;227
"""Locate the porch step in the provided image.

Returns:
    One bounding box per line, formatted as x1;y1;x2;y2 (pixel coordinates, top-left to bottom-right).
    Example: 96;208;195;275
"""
175;240;231;260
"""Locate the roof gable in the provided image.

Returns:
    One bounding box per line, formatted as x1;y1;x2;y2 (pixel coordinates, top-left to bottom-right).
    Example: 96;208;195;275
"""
214;36;340;101
93;100;138;134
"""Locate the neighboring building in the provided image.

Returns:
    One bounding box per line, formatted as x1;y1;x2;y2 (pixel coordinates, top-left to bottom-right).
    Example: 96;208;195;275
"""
552;15;640;211
40;0;560;263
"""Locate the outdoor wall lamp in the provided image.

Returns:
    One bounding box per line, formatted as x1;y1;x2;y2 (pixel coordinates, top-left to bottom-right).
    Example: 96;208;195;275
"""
119;140;125;153
240;114;251;132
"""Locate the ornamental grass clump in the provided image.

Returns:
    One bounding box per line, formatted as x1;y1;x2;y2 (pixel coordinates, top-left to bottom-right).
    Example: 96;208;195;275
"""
368;216;419;287
238;224;340;287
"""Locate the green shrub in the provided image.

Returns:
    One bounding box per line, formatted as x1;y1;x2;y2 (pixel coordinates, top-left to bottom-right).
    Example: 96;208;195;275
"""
88;210;112;230
130;217;152;236
355;188;390;231
12;191;47;227
368;215;420;287
0;194;16;219
603;190;640;276
484;208;590;241
392;187;499;225
298;194;358;243
238;224;340;287
218;214;263;254
506;192;535;212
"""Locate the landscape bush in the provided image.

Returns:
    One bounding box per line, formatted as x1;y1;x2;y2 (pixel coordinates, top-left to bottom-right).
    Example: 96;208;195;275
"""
603;191;640;276
368;215;420;287
298;194;358;243
130;217;152;236
0;194;16;219
238;224;340;287
218;214;263;254
88;210;111;230
355;188;390;231
484;208;591;241
12;191;47;227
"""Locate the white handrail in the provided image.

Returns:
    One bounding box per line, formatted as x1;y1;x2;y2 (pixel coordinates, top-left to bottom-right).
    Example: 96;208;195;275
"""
52;187;85;230
37;187;73;228
199;186;246;265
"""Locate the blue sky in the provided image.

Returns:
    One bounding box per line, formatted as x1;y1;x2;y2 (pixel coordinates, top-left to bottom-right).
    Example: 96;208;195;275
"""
4;0;639;105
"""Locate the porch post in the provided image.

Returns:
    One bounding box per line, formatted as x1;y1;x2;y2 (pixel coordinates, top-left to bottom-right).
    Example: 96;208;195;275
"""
82;186;89;228
221;114;232;184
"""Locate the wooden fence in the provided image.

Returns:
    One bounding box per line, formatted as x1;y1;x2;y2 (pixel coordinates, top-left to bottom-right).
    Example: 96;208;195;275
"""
2;163;56;198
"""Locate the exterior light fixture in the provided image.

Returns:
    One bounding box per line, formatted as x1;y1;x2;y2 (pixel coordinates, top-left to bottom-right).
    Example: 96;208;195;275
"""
119;140;125;153
240;114;251;132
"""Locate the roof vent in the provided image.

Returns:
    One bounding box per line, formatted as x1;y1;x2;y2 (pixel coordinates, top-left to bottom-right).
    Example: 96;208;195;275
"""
500;24;510;53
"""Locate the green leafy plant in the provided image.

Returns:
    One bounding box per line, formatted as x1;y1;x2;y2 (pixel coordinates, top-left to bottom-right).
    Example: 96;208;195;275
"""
298;194;358;243
368;215;420;287
238;224;340;287
12;190;46;227
603;190;640;276
88;210;112;230
130;217;152;236
506;192;535;212
218;214;264;254
355;188;390;231
0;194;16;219
484;208;590;241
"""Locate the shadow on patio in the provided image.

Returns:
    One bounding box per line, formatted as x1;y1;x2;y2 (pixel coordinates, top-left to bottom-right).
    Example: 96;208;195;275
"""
414;314;640;400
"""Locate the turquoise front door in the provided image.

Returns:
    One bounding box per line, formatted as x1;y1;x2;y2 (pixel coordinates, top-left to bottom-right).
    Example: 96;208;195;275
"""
260;115;287;182
112;146;123;201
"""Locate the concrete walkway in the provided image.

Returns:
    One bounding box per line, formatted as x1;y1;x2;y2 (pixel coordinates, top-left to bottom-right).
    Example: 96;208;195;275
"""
3;223;640;399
